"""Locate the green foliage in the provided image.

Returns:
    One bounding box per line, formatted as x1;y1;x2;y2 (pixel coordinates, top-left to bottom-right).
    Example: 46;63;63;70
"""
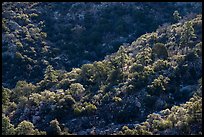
113;96;122;103
121;125;152;135
28;93;43;106
153;119;173;130
44;65;58;82
180;21;196;46
109;46;130;82
2;87;10;106
130;63;144;73
194;42;202;56
64;95;76;106
2;115;15;135
81;63;95;83
2;3;202;135
84;102;97;114
73;102;97;116
152;43;168;60
16;41;23;48
92;61;110;85
16;120;46;135
135;47;152;66
69;83;85;95
15;52;24;59
153;59;170;71
50;119;61;135
119;92;201;134
148;75;170;95
11;81;36;103
172;54;186;65
130;64;154;90
121;126;135;135
173;10;181;22
73;106;83;116
37;65;60;90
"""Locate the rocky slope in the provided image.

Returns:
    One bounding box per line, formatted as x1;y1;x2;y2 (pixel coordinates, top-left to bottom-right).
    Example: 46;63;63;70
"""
2;13;202;135
2;2;202;135
2;2;202;88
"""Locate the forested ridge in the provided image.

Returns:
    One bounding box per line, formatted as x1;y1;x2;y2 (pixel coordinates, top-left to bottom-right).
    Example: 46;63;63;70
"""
2;2;202;135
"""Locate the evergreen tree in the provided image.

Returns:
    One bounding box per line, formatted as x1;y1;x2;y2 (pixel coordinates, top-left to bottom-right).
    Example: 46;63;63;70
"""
44;65;58;82
109;46;130;82
180;21;196;46
50;119;62;135
173;10;181;22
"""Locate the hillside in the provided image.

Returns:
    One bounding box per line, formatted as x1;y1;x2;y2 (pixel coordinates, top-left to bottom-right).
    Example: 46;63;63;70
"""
2;2;202;135
2;2;202;88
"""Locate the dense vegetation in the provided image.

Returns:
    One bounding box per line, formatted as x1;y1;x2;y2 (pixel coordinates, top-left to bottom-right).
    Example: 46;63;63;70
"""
2;2;202;135
2;2;202;88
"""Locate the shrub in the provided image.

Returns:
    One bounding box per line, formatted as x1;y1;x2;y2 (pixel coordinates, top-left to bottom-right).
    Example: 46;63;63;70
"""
69;83;85;94
180;21;196;46
50;119;61;135
122;126;135;135
44;65;58;82
130;63;144;73
64;95;76;106
16;41;23;48
15;52;24;59
16;120;46;135
135;47;152;66
73;106;83;116
28;93;43;106
152;43;168;60
2;87;11;106
173;10;181;22
11;81;36;103
81;63;95;83
194;42;202;56
185;51;199;62
69;83;85;100
84;102;97;114
113;96;122;103
147;75;170;95
2;115;15;135
158;119;173;130
153;59;170;71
